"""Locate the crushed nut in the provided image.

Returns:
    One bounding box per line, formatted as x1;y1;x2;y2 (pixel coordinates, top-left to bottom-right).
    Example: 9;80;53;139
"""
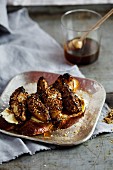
104;109;113;124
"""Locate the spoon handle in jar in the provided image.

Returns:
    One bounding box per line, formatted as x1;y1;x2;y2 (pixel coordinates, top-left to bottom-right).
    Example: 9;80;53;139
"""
81;8;113;41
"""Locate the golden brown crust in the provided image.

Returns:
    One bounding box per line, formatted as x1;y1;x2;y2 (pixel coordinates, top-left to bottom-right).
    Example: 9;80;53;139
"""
9;86;28;122
37;77;63;121
53;73;82;114
27;93;50;122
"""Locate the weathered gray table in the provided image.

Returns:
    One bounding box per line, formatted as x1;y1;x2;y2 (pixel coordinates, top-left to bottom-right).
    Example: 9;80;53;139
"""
1;4;113;170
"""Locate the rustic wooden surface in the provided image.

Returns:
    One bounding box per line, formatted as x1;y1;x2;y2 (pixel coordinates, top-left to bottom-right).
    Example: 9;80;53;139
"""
1;5;113;170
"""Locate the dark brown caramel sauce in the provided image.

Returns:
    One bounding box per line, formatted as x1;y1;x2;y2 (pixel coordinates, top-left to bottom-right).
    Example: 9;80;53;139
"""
64;38;100;65
0;116;15;131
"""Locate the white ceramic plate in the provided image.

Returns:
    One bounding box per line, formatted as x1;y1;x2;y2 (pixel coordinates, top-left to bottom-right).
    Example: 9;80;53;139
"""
0;71;106;146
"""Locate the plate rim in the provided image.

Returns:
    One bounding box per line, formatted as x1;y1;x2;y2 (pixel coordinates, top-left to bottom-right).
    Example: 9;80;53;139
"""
0;71;106;146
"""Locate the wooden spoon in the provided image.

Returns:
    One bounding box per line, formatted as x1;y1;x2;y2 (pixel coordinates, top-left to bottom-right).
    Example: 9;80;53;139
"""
71;8;113;49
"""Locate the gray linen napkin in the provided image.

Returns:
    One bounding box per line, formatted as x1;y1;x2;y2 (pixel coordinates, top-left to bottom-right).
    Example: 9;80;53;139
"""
0;1;112;164
0;2;84;164
0;0;10;33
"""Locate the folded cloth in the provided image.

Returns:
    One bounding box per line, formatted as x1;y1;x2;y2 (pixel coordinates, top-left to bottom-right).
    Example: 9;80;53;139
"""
0;1;112;164
0;8;84;94
0;0;10;33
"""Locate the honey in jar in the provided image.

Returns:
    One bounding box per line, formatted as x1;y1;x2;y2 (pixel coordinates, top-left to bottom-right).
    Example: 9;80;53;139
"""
64;37;100;65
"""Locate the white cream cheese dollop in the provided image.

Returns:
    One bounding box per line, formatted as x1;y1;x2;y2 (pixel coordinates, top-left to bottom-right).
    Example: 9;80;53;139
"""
0;108;18;124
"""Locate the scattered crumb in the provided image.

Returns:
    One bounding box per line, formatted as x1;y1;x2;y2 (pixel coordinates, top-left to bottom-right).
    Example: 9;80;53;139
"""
103;109;113;124
110;139;113;143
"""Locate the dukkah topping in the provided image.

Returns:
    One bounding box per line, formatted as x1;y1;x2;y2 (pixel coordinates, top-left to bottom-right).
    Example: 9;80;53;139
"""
0;73;85;136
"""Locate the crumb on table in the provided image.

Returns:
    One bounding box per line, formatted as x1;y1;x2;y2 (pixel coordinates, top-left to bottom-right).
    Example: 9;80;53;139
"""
104;109;113;124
